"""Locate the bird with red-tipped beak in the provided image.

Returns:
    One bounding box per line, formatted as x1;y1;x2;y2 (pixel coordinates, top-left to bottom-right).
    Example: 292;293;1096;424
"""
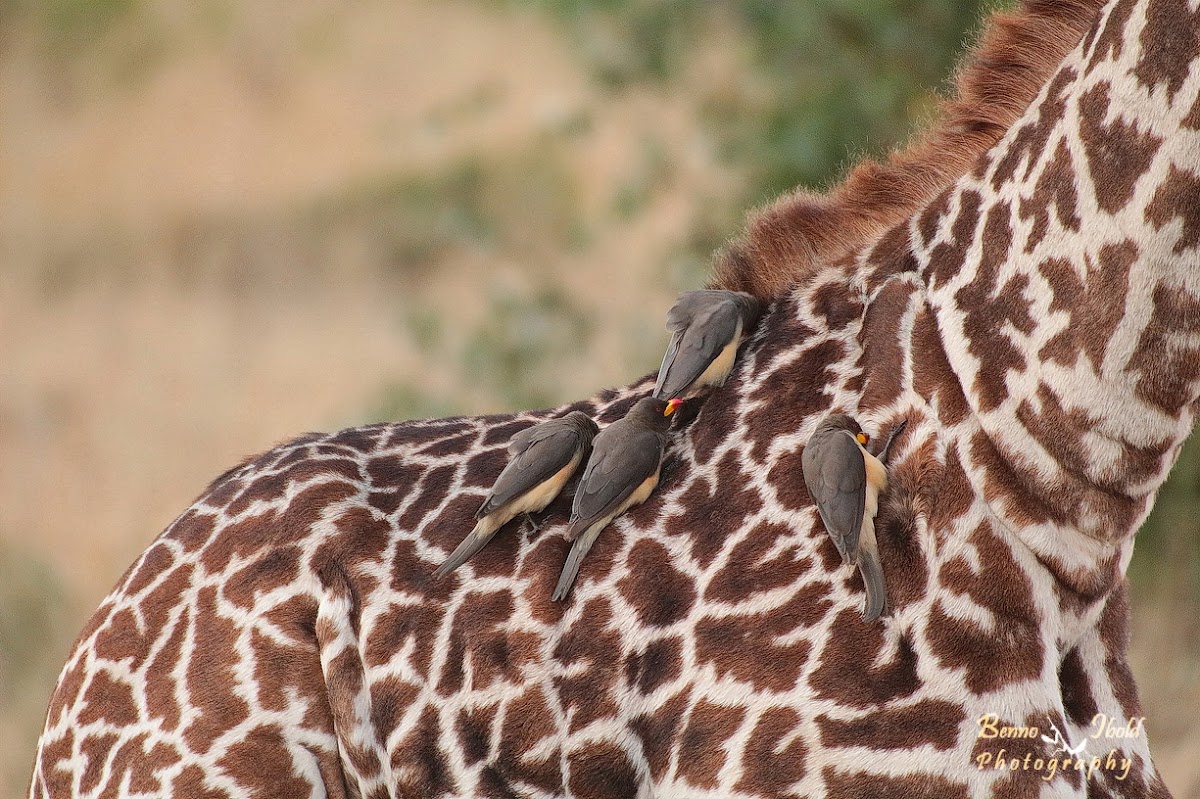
552;396;682;601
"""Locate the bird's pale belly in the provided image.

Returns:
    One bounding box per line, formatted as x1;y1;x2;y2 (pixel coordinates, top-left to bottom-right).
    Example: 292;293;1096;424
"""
861;447;887;518
692;320;743;392
509;453;583;515
617;466;662;515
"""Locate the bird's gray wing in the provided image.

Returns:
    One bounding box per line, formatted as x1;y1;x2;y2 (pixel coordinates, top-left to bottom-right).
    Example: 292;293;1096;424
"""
569;428;662;531
653;294;742;399
801;430;867;563
475;420;585;519
652;328;685;399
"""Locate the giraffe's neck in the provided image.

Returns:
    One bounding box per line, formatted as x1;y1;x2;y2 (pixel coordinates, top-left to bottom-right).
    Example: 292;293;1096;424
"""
887;0;1199;575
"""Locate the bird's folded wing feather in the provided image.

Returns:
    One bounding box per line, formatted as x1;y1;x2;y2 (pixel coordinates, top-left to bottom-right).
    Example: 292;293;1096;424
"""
806;431;868;556
476;422;581;518
570;430;661;530
654;296;740;398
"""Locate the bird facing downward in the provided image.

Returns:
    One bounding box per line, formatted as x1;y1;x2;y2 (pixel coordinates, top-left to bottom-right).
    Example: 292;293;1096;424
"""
434;411;598;578
653;289;763;400
800;413;906;622
552;396;682;601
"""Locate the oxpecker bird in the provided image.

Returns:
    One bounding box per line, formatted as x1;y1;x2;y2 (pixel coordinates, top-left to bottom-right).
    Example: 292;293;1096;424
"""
434;411;598;578
552;396;682;601
653;289;763;400
801;414;907;622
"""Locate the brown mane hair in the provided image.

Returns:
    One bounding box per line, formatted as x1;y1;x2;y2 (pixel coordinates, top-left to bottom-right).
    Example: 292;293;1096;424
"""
710;0;1107;301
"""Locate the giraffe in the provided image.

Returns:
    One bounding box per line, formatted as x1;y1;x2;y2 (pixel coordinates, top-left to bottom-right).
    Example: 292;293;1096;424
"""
29;0;1200;795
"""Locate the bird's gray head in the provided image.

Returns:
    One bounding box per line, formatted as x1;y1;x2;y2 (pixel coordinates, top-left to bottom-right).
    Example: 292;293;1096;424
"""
730;290;764;322
814;413;866;442
562;410;600;441
626;396;684;429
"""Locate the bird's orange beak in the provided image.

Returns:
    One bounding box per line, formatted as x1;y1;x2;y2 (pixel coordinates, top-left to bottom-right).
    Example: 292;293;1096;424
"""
664;398;684;417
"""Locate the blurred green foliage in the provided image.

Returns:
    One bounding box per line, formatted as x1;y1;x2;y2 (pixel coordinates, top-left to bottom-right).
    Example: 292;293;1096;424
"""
509;0;996;207
377;284;594;418
0;542;72;791
4;0;137;38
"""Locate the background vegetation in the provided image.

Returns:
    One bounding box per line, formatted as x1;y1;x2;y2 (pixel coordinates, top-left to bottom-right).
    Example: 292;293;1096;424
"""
1;0;1196;795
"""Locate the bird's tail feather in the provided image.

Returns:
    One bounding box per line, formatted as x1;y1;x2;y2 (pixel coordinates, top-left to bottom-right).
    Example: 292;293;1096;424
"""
552;526;601;601
433;514;503;579
859;552;887;622
857;520;888;622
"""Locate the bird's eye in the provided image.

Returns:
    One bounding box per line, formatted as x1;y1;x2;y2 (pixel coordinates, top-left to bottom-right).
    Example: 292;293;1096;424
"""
856;433;869;445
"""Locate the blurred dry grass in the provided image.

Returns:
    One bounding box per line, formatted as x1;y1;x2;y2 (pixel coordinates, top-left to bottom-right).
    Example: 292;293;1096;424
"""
0;1;1196;797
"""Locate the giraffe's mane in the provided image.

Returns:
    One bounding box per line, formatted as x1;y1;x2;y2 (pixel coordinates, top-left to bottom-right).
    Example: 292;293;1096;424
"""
710;0;1107;301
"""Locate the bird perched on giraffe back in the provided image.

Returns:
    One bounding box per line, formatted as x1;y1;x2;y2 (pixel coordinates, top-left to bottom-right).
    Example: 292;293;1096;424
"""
801;413;906;622
553;397;681;601
434;410;598;578
652;289;763;400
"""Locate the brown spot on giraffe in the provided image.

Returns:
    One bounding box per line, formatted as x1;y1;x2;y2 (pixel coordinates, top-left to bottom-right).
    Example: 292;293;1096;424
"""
219;727;317;797
695;585;826;692
745;337;842;461
1079;84;1164;214
918;187;953;246
860;277;915;410
666;453;763;569
1015;384;1096;477
568;742;640;799
822;768;968;799
1086;0;1138;70
618;539;696;626
810;612;921;708
926;189;983;290
1037;241;1136;371
625;636;684;695
168;508;217;553
865;223;920;292
455;703;499;765
811;278;864;331
677;699;744;787
991;67;1077;190
369;677;420;742
1059;647;1101;728
1133;0;1200;101
170;765;229;799
1019;138;1082;252
1184;92;1200;129
817;699;964;750
927;522;1045;693
911;308;971;427
396;463;458;530
874;485;929;613
1127;282;1200;413
629;693;687;781
554;599;623;732
956;201;1038;412
391;704;454;796
766;446;816;512
496;686;563;792
735;706;808;793
1146;164;1200;253
705;521;812;602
